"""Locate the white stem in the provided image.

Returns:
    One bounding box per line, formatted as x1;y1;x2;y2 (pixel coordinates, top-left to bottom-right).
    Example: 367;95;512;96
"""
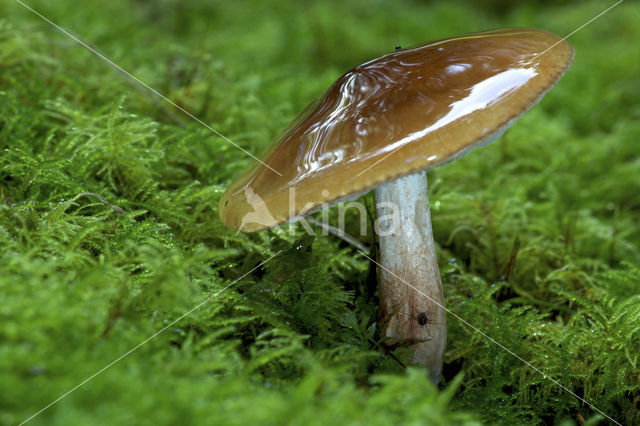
374;170;446;383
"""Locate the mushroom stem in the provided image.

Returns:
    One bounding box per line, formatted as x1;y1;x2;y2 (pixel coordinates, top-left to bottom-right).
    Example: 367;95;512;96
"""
374;170;446;383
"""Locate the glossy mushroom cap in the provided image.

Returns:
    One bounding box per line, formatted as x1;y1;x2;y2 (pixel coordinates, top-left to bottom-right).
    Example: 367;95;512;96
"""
220;28;574;231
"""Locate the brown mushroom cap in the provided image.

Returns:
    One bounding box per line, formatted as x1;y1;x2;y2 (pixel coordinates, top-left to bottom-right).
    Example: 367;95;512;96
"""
220;28;574;231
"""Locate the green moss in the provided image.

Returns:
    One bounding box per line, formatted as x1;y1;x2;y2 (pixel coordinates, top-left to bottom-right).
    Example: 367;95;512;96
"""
1;0;639;425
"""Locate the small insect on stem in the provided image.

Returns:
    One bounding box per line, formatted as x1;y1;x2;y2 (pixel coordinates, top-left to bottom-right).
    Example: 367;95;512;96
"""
417;311;428;326
398;310;441;326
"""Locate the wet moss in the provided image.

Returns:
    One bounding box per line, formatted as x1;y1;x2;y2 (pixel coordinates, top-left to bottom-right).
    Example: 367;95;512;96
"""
1;1;638;425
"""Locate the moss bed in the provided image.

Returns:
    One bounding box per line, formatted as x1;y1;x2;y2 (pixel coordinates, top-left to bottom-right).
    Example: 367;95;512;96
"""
1;0;639;424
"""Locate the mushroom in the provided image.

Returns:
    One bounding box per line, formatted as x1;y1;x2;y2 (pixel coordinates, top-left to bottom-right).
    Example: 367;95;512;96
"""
219;29;573;383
